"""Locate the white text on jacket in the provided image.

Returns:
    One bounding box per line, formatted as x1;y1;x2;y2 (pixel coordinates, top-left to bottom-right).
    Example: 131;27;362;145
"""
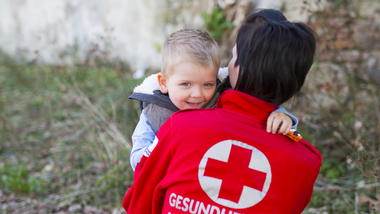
169;192;241;214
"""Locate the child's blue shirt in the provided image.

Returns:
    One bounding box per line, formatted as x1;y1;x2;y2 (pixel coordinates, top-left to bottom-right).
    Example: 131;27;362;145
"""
130;111;156;170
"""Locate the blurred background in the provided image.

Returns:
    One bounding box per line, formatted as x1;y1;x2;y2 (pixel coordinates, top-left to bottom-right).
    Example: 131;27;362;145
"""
0;0;379;213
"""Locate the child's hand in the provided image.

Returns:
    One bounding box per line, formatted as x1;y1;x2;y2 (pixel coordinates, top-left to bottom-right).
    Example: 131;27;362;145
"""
266;112;292;135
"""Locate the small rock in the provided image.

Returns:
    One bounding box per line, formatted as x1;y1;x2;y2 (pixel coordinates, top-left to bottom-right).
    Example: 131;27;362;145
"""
2;204;8;210
68;204;82;212
8;201;18;207
340;50;360;62
112;208;127;214
38;208;48;214
84;205;99;214
58;201;70;209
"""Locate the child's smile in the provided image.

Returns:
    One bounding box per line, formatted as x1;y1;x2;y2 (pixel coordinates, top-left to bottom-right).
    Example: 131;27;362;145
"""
158;62;217;110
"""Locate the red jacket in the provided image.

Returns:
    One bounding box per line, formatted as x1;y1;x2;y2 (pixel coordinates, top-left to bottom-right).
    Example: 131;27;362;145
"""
123;90;322;214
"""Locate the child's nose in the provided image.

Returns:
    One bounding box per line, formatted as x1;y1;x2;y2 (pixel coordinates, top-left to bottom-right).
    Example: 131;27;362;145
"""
191;87;202;98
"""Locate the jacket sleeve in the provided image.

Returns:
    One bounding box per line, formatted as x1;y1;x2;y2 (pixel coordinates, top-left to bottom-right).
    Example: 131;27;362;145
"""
133;136;158;180
130;111;156;170
274;106;299;129
123;117;173;214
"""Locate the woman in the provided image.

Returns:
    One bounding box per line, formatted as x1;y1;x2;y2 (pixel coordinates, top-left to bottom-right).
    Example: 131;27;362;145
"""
123;8;321;214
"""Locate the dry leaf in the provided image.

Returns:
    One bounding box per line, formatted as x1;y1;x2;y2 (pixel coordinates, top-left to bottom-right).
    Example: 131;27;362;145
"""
356;193;380;211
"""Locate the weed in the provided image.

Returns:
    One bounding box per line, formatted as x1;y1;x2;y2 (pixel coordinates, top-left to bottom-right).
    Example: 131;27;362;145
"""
0;164;50;194
0;45;142;211
201;6;234;43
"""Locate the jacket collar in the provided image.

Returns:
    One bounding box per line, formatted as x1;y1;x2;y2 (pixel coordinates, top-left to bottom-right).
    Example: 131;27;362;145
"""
216;89;278;121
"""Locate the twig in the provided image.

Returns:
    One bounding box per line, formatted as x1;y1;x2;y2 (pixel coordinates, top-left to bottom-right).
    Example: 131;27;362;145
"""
314;181;380;191
8;189;99;214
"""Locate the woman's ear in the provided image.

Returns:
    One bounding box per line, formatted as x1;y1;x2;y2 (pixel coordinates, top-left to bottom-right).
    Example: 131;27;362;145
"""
157;73;168;94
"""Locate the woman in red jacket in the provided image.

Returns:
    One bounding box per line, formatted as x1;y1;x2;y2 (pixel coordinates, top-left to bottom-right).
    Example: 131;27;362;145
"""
123;8;321;214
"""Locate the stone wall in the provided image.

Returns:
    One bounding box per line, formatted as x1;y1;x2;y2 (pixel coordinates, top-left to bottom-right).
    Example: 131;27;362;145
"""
0;0;210;75
0;0;379;76
299;0;380;111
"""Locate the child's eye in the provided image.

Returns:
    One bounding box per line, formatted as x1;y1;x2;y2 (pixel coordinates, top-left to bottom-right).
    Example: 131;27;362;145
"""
204;83;214;87
181;83;190;86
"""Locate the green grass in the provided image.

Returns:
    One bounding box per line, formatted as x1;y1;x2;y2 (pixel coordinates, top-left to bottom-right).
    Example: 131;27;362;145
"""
0;52;143;211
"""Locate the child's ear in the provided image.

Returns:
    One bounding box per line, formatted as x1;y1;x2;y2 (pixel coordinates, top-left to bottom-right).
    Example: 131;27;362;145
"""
157;73;168;94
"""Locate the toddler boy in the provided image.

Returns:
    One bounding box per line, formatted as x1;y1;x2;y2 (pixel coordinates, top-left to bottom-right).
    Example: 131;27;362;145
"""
129;29;297;170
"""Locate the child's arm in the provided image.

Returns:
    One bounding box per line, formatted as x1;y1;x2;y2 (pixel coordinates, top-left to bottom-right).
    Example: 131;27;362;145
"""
130;111;156;170
266;106;298;135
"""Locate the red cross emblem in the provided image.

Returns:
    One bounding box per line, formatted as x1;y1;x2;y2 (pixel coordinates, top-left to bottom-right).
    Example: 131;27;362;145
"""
198;140;271;209
204;144;267;203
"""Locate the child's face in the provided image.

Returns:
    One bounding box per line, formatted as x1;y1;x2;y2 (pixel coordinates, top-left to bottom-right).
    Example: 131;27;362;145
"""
158;62;217;110
228;45;240;89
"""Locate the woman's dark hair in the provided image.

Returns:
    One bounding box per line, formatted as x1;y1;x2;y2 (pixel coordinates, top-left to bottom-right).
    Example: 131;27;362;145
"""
234;9;317;106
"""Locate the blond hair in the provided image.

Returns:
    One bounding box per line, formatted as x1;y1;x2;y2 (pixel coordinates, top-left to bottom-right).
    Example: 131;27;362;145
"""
162;29;220;76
